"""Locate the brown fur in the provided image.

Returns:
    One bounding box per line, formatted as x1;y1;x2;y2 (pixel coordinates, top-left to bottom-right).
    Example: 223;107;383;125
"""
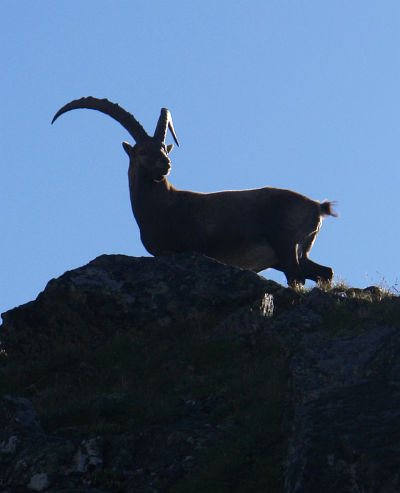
124;140;336;286
53;97;337;286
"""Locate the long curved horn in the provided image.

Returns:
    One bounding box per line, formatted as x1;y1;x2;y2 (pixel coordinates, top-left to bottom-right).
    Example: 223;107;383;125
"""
153;108;180;147
52;96;149;143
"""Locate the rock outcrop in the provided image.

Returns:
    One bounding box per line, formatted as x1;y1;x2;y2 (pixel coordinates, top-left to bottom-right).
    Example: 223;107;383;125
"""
1;252;399;492
1;253;274;359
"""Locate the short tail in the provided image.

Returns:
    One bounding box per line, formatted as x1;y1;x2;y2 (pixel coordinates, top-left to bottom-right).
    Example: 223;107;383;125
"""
320;200;338;217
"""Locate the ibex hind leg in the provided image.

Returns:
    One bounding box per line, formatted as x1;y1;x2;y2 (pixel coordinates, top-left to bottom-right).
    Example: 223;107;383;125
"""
298;233;333;283
300;258;333;284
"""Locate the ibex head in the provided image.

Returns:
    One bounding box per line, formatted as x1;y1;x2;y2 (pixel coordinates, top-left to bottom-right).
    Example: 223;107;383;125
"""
52;97;179;182
122;140;175;182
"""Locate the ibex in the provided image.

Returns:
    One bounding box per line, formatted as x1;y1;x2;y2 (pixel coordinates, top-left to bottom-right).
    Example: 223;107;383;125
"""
52;97;337;286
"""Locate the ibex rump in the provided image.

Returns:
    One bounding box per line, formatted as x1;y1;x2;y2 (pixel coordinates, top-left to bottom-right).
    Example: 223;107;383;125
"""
52;97;337;286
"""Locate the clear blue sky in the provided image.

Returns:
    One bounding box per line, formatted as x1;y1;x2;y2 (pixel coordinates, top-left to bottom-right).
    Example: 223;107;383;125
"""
1;1;399;316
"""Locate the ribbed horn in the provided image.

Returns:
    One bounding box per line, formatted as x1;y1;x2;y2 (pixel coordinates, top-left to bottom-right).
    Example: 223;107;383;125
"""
153;108;180;147
51;96;149;143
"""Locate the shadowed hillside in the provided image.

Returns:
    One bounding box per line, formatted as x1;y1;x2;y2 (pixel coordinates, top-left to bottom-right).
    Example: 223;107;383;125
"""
1;253;399;492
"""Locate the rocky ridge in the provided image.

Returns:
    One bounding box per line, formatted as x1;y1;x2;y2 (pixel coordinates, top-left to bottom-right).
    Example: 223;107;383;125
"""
1;252;399;492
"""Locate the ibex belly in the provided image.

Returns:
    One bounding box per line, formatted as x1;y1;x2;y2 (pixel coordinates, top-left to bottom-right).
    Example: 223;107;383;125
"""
217;242;279;273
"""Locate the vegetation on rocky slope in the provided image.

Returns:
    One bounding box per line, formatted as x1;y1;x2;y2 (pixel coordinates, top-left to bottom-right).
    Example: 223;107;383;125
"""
1;320;288;492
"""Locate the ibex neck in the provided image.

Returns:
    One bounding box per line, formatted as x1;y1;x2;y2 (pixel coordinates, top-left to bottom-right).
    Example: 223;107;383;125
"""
128;168;176;223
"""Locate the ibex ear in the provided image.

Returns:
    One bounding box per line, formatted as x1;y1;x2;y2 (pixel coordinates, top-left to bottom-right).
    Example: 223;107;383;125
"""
122;141;134;156
166;144;174;154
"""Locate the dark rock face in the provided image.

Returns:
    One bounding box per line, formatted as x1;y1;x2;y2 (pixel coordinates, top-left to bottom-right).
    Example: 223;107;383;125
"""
286;325;400;493
0;394;228;493
0;395;102;493
0;252;399;492
1;252;274;359
0;253;279;492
